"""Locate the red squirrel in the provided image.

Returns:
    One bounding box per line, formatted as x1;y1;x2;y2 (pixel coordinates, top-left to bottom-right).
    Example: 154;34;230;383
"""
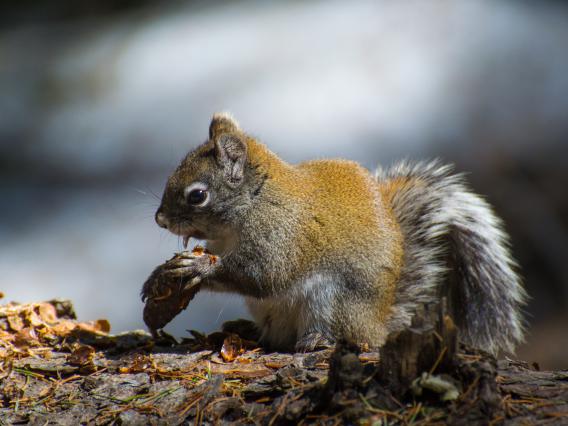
142;113;526;354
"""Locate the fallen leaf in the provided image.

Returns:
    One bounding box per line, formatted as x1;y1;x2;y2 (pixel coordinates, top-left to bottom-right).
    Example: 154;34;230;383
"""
26;310;45;328
221;334;244;362
94;319;111;333
13;328;40;348
76;319;111;334
7;314;24;332
120;354;155;374
68;344;95;366
50;321;77;336
37;303;58;323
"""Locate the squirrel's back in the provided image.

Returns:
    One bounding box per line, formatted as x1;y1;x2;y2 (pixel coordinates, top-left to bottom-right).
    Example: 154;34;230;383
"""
376;161;526;354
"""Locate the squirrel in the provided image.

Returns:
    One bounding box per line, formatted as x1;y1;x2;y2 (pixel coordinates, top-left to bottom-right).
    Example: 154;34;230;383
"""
143;112;527;355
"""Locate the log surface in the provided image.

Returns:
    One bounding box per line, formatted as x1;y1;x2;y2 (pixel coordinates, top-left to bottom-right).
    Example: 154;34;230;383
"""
0;299;566;425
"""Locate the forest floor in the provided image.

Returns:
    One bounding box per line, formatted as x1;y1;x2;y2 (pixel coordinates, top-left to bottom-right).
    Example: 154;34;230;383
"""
0;299;567;425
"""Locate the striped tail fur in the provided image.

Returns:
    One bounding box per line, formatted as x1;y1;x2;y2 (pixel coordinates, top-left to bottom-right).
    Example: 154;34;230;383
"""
376;160;527;354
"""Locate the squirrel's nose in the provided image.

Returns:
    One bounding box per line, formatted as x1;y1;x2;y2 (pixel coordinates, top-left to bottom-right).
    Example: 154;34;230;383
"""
155;211;169;229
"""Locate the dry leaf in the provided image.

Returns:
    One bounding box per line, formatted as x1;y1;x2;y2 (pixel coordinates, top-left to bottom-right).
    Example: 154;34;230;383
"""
94;319;111;333
26;310;45;328
0;328;15;342
220;334;244;362
7;314;24;332
13;328;40;348
37;303;58;323
50;321;76;336
120;354;154;374
76;319;110;335
68;344;95;366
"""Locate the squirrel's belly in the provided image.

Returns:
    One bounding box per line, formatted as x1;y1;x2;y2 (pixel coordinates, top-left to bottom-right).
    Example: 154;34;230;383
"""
244;273;340;350
245;296;300;350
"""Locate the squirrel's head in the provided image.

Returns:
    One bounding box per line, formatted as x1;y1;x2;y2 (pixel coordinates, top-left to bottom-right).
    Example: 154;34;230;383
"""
155;113;258;244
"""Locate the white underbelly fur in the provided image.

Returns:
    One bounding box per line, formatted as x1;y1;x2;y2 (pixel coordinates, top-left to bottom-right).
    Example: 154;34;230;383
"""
245;273;339;349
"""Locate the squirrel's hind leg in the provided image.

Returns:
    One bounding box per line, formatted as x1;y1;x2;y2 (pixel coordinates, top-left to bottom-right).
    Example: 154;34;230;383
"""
295;332;333;352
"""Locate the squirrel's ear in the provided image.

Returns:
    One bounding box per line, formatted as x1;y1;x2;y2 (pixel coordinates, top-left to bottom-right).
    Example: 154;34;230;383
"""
214;133;247;187
209;112;240;141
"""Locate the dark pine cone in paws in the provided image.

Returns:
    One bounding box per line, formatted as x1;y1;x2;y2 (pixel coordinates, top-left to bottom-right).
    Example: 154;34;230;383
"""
142;247;217;336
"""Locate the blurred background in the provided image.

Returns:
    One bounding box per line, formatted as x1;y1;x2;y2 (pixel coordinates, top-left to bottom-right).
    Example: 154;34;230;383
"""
1;0;567;369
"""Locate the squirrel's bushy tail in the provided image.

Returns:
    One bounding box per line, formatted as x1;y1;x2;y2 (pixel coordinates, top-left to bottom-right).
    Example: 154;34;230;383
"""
376;161;527;354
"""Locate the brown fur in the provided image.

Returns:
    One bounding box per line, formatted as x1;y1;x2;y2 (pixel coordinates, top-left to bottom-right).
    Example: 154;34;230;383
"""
253;137;403;346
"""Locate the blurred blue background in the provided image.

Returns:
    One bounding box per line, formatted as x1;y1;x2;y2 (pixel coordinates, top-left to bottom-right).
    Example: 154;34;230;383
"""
1;0;567;368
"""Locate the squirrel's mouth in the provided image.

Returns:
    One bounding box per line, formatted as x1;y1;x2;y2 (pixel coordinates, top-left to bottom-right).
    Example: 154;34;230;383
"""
167;223;207;248
181;229;206;248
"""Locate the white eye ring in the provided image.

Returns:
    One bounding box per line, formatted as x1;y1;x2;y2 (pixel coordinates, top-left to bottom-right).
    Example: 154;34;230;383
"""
184;182;210;207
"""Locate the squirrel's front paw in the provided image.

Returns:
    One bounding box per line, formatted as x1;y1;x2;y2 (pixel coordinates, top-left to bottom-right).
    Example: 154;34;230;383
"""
140;251;217;302
140;248;219;333
161;250;219;279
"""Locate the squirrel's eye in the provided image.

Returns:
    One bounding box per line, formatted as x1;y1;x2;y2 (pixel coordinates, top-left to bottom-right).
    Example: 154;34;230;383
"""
184;182;209;207
187;189;208;206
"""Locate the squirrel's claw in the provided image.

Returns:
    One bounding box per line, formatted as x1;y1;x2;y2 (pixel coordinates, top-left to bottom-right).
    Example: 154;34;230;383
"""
162;254;217;278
